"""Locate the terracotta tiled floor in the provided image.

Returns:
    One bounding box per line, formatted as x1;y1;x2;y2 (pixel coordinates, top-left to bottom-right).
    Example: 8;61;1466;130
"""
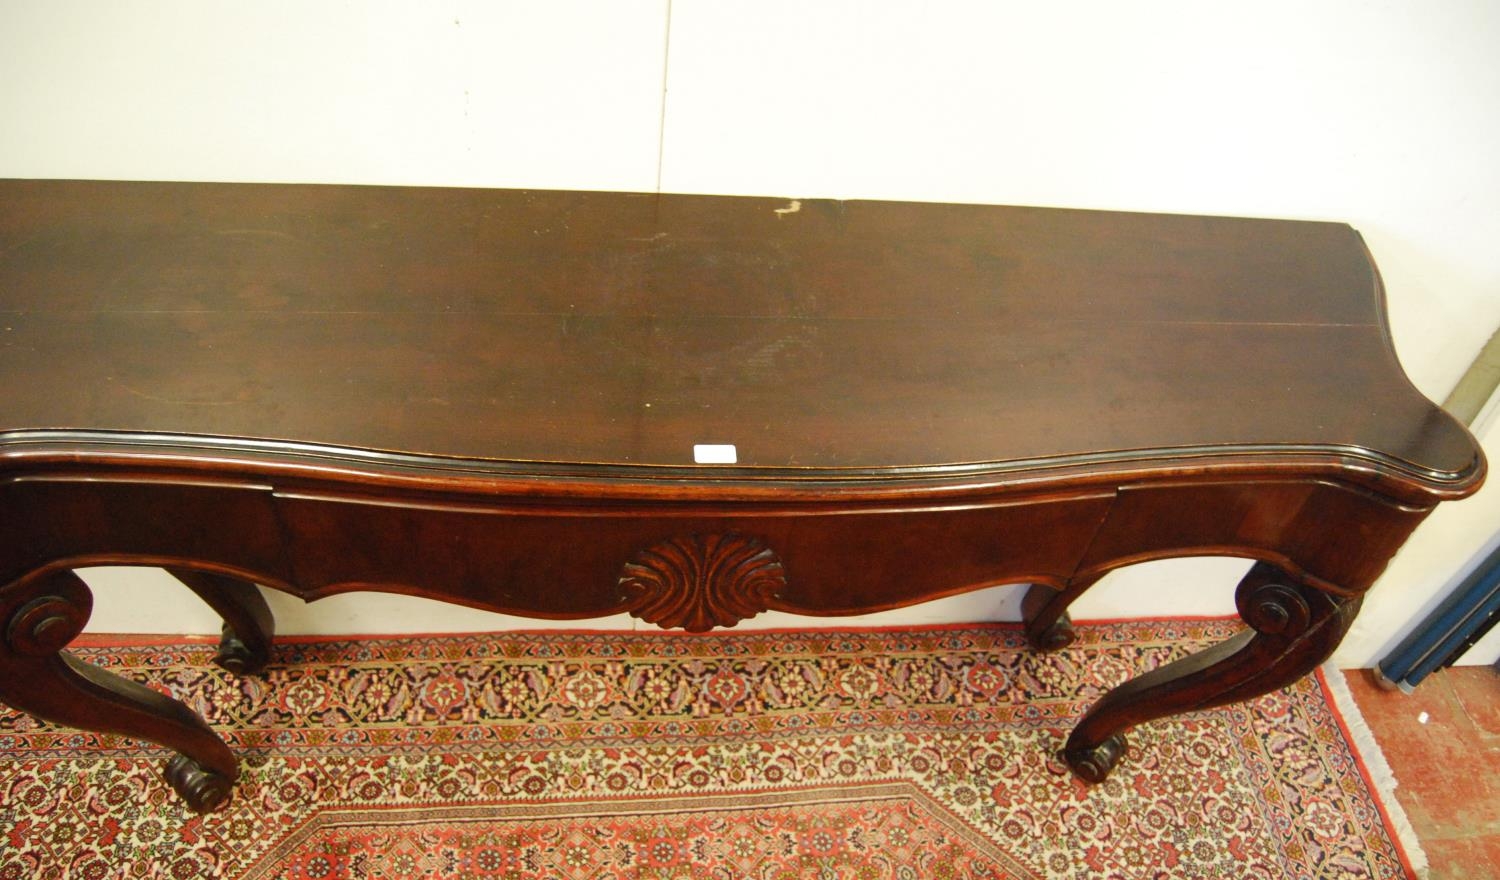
1344;665;1500;880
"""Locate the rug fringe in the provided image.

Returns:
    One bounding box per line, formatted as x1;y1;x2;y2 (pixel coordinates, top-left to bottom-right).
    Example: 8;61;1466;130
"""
1320;664;1429;879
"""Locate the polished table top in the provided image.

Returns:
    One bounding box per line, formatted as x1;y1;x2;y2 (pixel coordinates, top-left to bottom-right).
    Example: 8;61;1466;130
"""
0;179;1479;494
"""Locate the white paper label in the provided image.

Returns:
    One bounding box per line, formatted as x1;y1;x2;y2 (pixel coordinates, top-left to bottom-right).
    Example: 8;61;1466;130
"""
693;444;738;464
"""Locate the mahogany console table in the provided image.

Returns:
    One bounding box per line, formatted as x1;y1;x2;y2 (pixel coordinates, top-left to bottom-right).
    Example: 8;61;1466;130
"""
0;180;1484;812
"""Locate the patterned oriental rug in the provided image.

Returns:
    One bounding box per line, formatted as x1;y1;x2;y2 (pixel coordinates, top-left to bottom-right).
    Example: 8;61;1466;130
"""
0;621;1414;879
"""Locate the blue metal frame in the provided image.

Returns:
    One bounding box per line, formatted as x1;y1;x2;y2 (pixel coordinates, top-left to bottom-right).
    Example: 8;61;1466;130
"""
1377;540;1500;691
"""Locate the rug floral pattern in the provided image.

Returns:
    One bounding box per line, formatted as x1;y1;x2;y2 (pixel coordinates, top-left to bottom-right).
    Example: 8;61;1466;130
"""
0;621;1405;879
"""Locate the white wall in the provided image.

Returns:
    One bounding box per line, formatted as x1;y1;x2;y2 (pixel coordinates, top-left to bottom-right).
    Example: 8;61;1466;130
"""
1343;395;1500;667
3;1;1497;666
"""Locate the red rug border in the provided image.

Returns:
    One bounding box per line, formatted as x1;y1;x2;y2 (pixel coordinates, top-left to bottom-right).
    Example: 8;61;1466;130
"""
1315;666;1419;880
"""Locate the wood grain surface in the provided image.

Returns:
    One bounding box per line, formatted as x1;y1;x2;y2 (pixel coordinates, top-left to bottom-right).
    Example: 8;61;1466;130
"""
0;180;1477;486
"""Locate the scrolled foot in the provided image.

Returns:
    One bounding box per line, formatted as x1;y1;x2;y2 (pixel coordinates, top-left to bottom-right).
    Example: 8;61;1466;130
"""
165;754;233;813
168;569;275;676
212;625;264;676
1029;612;1076;652
1022;582;1090;653
1063;732;1127;783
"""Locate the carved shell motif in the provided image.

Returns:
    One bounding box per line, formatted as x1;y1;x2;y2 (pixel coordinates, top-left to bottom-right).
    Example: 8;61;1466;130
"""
618;533;786;632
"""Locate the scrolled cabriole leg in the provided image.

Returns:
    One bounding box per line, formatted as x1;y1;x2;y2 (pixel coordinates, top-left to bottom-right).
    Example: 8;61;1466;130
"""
167;568;276;675
1061;561;1360;783
0;568;238;813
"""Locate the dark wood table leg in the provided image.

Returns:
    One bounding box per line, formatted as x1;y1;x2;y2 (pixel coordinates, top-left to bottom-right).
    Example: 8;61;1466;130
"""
1021;578;1099;651
167;568;275;675
1059;561;1360;782
0;568;238;812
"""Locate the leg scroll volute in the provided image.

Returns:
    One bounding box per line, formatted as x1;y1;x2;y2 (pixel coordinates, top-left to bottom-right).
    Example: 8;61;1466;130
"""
0;569;238;812
1060;561;1360;783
